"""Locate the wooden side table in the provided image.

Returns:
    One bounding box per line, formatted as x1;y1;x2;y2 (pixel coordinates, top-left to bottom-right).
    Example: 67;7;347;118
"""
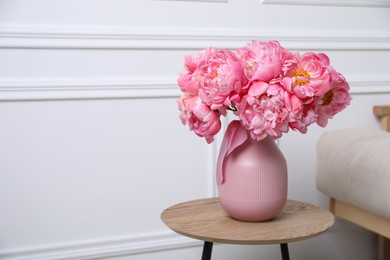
161;198;335;260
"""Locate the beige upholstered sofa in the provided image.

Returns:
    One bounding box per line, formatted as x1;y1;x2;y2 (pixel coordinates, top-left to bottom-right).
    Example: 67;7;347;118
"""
316;106;390;260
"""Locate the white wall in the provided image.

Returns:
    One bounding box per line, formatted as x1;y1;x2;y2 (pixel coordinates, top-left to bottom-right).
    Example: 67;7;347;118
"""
0;0;389;259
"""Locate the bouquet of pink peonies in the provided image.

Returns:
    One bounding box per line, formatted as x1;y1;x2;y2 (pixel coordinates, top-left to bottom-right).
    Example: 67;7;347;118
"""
178;40;352;143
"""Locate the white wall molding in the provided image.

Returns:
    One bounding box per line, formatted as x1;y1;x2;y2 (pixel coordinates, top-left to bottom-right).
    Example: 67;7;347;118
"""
153;0;228;2
0;231;200;260
346;75;390;94
0;77;181;101
262;0;390;8
0;75;389;101
1;24;390;51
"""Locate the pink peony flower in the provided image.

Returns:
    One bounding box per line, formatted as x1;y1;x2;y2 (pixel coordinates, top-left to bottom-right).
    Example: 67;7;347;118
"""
237;83;290;141
236;40;292;84
178;73;198;96
288;103;317;134
178;48;217;96
178;48;247;115
315;69;352;127
283;52;332;98
178;94;221;143
177;40;351;143
196;48;246;114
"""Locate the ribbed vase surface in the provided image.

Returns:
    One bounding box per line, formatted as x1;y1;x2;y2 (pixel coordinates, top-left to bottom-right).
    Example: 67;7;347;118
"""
217;121;288;222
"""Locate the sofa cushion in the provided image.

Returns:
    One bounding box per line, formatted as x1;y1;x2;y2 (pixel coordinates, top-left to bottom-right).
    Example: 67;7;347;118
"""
316;129;390;218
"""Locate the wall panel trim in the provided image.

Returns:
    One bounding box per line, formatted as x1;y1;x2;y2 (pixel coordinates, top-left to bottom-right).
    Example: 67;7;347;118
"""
153;0;228;2
0;78;181;101
347;75;390;94
0;75;389;101
262;0;390;8
0;232;200;260
1;24;390;50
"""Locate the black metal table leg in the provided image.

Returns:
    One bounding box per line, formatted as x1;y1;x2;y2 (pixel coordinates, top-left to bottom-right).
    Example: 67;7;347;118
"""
201;241;213;260
280;243;290;260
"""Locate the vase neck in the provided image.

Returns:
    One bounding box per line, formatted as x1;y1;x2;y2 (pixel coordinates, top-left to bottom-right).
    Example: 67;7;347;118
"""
248;134;273;144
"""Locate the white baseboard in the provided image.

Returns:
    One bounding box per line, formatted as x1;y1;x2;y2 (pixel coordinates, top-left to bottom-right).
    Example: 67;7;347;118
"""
0;231;200;260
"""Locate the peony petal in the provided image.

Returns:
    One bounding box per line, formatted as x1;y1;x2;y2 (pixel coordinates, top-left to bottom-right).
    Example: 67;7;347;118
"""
248;82;269;97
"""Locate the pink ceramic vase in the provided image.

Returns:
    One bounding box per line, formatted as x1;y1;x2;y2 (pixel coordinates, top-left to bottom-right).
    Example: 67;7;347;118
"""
216;120;288;222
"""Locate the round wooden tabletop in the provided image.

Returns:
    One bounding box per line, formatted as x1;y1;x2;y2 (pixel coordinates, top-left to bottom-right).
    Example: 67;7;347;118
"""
161;198;335;245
